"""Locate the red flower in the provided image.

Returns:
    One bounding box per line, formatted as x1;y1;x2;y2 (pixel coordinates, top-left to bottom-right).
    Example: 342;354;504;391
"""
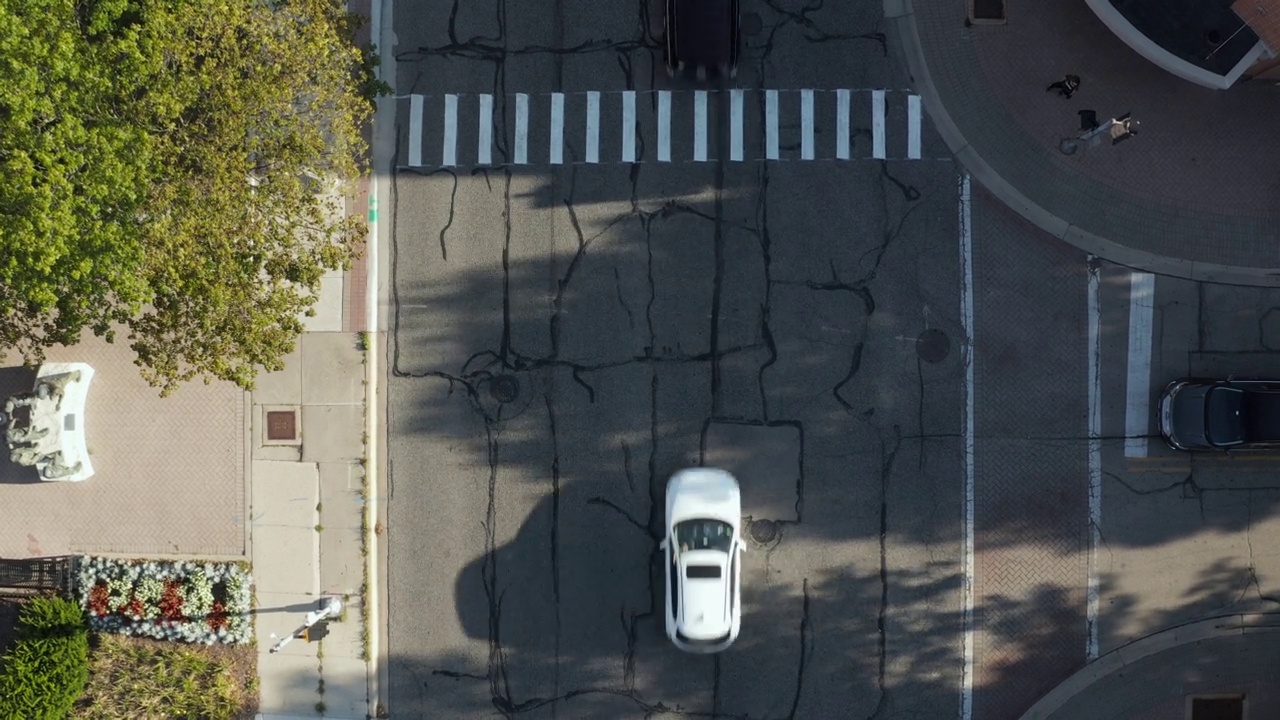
126;596;145;620
159;580;185;620
88;583;110;616
208;600;229;631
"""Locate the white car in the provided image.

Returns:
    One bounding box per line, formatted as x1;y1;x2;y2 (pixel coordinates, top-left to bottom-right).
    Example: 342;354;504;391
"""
661;468;744;653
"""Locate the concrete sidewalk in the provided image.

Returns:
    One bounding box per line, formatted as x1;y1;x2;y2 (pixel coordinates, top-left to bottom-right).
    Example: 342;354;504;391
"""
1020;613;1280;719
886;0;1280;286
250;254;377;719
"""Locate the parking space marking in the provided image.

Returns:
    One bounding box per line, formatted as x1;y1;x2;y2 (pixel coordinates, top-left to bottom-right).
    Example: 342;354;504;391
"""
549;92;564;165
765;89;779;160
800;89;814;160
622;90;636;162
908;94;922;160
514;93;529;165
478;94;493;165
442;94;458;167
585;91;600;164
694;90;708;162
1087;257;1102;660
836;88;851;160
872;89;886;160
1124;272;1156;458
959;171;975;720
658;90;672;162
409;94;424;167
730;89;744;162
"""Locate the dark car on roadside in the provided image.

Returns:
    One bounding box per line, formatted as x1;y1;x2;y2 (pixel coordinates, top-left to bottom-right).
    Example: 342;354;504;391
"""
1159;378;1280;450
665;0;740;80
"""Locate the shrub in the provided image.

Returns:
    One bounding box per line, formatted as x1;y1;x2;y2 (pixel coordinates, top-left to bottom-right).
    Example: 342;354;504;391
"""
0;596;91;719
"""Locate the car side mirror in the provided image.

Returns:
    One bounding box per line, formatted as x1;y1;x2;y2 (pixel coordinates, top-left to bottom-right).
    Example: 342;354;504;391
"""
659;539;668;550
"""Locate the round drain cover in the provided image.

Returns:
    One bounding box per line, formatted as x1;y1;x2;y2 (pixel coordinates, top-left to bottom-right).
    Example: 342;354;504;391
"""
917;329;950;364
742;12;763;36
750;519;779;544
489;375;520;404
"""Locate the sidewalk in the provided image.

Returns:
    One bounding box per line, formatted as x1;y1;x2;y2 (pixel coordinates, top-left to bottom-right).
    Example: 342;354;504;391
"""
249;185;377;719
886;0;1280;286
1019;613;1280;719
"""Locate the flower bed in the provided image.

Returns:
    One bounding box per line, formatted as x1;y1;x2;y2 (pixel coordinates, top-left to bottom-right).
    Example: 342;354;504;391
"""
76;557;253;645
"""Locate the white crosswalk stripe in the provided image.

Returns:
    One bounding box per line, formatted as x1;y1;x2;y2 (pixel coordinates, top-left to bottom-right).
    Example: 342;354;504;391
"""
400;88;931;167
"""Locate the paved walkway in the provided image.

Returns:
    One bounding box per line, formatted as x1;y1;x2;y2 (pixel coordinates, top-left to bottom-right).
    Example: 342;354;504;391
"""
1019;614;1280;719
887;0;1280;286
251;182;377;719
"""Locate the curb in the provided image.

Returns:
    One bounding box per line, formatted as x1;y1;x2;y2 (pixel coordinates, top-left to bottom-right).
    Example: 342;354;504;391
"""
883;0;1280;288
1018;612;1280;719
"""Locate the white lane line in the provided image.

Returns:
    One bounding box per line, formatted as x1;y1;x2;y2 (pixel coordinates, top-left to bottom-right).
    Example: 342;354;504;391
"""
478;94;493;165
442;94;458;167
959;171;975;720
1087;257;1103;660
586;91;600;164
694;90;708;162
730;89;744;162
872;89;886;160
549;92;564;165
765;90;779;160
800;89;814;160
514;93;529;165
622;91;636;162
658;90;672;162
409;94;424;166
1124;272;1156;458
836;89;851;160
908;94;922;160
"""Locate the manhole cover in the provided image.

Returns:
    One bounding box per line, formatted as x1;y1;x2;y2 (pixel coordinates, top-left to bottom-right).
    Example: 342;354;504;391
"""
489;375;520;404
741;12;763;36
266;410;297;441
917;328;950;364
750;519;779;544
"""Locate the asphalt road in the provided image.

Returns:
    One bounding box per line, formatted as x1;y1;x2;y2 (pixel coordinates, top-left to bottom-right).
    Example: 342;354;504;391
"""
382;2;1280;718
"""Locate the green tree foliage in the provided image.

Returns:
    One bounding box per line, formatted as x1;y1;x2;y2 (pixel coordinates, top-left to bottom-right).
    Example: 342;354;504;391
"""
0;596;91;719
0;0;373;393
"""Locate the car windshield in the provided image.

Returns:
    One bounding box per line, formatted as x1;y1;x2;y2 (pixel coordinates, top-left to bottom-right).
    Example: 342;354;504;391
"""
1205;386;1245;445
674;518;733;553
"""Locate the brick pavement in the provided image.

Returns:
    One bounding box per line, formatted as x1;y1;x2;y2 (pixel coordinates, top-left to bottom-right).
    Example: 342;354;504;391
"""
893;0;1280;278
0;334;244;559
971;194;1090;720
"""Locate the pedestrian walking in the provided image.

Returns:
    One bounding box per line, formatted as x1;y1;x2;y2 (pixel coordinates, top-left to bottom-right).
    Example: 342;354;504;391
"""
1046;74;1081;98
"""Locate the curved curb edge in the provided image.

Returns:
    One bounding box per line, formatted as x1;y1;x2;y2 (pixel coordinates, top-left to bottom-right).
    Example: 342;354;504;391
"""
1017;612;1280;720
883;0;1280;288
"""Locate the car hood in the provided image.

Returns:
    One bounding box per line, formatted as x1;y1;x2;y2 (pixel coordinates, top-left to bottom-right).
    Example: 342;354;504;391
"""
1168;384;1211;447
668;468;741;525
678;550;731;639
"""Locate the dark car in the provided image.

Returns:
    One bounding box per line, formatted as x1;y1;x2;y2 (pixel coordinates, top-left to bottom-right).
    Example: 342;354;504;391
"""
1159;379;1280;450
665;0;740;80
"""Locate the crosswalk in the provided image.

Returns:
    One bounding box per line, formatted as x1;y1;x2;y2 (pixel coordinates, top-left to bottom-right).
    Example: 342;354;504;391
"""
399;88;931;168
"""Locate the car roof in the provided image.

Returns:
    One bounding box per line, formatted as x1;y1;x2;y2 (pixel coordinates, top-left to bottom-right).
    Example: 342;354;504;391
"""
671;0;734;67
677;550;730;637
1244;389;1280;442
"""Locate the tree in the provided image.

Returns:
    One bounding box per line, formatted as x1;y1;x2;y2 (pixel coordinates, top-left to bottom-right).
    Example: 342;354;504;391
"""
0;0;375;394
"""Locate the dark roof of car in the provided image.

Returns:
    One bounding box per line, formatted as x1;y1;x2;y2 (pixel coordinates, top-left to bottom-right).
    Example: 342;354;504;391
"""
671;0;734;67
1243;389;1280;442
